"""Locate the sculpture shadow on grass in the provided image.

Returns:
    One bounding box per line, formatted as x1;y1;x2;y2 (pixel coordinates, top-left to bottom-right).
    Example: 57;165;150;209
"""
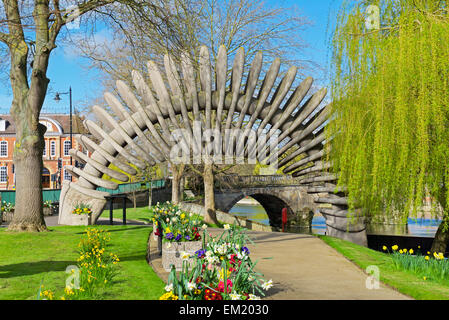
0;260;76;279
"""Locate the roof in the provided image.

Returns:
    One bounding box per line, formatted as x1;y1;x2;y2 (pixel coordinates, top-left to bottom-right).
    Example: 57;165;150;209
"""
0;114;89;135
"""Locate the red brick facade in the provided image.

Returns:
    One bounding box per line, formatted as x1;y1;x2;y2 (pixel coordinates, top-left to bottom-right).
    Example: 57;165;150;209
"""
0;114;89;190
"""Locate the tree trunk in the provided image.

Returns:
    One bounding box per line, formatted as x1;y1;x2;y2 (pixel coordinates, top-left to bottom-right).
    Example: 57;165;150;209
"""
172;172;180;204
7;39;49;232
148;182;153;208
431;211;449;254
171;164;185;205
431;190;449;254
8;123;47;231
203;162;218;224
179;176;185;202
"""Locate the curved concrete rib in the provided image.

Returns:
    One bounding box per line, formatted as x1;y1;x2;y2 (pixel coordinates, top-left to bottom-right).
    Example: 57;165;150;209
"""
84;119;146;169
79;135;137;176
65;165;118;190
69;149;129;182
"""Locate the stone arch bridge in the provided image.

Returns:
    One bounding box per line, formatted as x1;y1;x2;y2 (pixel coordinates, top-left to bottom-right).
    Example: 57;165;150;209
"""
214;175;325;230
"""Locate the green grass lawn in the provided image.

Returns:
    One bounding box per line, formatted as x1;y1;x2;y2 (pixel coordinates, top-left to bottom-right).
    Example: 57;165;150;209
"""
100;205;152;224
318;235;449;300
0;225;165;300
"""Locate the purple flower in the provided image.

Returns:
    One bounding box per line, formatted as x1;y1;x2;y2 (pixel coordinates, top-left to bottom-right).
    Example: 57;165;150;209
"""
175;234;182;241
195;249;206;258
166;232;174;240
185;235;191;241
241;246;250;255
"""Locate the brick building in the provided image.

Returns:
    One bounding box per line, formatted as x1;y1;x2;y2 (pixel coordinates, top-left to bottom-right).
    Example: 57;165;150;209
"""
0;114;89;190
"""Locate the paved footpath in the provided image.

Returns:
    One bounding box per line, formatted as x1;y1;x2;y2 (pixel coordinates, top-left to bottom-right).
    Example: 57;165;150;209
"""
32;216;410;300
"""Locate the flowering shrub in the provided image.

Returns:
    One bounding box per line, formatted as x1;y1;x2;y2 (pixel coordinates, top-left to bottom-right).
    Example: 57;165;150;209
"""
151;201;202;243
43;200;53;208
72;203;92;216
383;244;448;281
160;224;273;300
1;201;14;213
38;228;119;300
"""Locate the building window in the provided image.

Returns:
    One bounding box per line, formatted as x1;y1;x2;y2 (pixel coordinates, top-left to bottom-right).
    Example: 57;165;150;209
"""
50;141;56;157
64;140;71;156
0;141;7;157
0;166;7;182
64;168;72;181
43;140;47;157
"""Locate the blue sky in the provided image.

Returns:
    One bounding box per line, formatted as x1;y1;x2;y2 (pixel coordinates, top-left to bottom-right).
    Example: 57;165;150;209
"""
0;0;342;114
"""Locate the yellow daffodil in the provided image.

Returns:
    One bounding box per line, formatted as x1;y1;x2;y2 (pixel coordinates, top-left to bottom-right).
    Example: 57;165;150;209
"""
392;245;398;251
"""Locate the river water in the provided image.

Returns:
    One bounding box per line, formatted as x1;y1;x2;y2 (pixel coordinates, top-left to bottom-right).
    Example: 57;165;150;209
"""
229;198;442;238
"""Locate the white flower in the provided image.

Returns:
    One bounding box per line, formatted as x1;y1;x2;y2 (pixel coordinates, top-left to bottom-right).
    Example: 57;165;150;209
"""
166;218;170;223
189;212;193;217
237;252;248;260
248;294;260;300
201;224;208;230
224;224;231;230
180;251;191;260
176;210;181;216
171;217;177;222
261;279;273;291
164;283;173;292
187;281;196;291
229;293;241;300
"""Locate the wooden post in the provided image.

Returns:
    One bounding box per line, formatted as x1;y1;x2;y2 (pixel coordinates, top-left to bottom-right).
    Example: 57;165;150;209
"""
109;197;113;225
123;196;127;225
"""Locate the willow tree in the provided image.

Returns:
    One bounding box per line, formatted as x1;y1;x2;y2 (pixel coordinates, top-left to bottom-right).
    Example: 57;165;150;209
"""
328;0;449;252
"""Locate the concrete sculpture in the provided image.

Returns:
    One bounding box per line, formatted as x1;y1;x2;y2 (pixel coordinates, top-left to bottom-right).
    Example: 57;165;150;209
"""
58;45;367;246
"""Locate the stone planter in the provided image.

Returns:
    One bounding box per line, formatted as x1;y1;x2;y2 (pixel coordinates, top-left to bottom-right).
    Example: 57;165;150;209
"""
2;210;14;223
152;228;163;255
162;241;202;272
69;213;92;226
43;207;52;216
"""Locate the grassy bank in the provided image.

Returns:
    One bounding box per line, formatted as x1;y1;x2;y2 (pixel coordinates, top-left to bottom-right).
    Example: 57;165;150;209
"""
0;225;165;300
318;235;449;300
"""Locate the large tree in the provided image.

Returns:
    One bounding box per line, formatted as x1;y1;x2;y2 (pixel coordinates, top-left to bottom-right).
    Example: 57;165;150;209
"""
0;0;140;231
329;0;449;252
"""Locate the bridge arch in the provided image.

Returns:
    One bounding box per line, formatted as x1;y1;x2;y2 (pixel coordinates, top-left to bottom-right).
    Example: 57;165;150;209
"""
215;187;312;228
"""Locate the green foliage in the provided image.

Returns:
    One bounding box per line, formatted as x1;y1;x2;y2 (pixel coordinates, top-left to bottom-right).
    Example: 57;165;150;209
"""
0;226;165;300
329;0;449;219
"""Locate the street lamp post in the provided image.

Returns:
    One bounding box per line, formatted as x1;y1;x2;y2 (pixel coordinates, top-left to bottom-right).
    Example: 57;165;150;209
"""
54;87;73;181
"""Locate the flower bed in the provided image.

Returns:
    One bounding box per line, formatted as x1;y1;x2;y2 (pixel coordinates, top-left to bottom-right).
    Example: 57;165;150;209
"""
151;202;204;271
1;201;14;222
38;227;120;300
160;224;273;300
383;245;449;281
